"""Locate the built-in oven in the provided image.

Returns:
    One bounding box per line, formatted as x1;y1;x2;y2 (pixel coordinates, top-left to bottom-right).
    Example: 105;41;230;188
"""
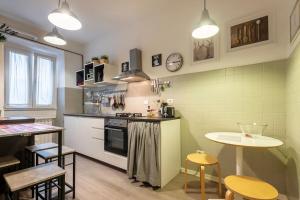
104;118;128;157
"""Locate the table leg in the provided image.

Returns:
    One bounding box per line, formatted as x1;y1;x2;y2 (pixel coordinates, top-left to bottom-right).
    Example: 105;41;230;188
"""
58;130;62;167
236;147;243;175
57;130;65;200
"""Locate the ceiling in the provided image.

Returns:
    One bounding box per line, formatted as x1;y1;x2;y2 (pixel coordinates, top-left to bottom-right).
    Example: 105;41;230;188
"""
0;0;172;45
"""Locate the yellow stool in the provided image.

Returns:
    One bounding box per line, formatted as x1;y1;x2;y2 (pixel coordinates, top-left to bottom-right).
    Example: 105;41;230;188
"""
184;153;222;200
224;175;278;200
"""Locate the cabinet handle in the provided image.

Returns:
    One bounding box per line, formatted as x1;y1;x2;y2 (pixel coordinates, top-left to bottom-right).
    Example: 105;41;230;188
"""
92;137;104;141
91;127;104;130
104;127;123;132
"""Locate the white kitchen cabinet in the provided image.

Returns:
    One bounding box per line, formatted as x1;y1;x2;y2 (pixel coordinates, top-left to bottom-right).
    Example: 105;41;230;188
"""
64;116;104;160
64;115;127;169
64;115;180;176
160;119;181;188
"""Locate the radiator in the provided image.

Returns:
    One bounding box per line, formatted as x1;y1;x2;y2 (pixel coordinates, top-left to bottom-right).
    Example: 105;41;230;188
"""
35;119;53;144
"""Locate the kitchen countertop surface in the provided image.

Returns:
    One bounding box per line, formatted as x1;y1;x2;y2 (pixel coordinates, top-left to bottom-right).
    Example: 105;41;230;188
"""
64;113;180;122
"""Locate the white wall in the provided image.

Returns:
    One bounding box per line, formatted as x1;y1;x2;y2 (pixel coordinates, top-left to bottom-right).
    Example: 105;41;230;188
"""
64;52;83;88
84;0;291;78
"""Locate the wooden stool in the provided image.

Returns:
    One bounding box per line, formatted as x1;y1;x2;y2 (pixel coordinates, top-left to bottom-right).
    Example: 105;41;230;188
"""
36;146;76;199
184;152;222;200
0;156;20;195
224;175;278;200
0;156;20;170
4;163;65;200
25;142;58;167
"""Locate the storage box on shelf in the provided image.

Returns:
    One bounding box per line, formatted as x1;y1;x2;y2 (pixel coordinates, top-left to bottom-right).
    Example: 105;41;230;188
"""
75;70;84;87
85;63;94;81
76;62;119;87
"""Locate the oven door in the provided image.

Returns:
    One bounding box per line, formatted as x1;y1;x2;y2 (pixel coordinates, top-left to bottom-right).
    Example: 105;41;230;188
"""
104;126;128;157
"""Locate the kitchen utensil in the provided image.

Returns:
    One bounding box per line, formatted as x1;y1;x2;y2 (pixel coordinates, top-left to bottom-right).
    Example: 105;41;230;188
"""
122;94;126;109
118;95;121;107
112;95;118;110
119;94;125;110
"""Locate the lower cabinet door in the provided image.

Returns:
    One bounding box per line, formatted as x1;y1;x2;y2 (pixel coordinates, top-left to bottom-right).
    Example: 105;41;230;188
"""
88;137;104;160
64;116;105;162
64;116;79;150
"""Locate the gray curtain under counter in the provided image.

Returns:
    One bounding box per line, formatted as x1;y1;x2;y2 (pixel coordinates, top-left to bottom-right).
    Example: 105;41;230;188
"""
127;121;161;187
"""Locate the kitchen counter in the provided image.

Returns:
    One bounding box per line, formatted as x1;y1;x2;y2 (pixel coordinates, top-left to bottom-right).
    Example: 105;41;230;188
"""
64;113;180;122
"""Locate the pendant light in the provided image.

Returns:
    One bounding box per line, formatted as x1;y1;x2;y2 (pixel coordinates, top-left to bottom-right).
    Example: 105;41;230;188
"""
192;0;219;39
43;27;67;45
48;0;82;31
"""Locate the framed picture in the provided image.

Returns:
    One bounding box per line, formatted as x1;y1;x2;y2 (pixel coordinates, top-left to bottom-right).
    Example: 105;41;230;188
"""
227;11;274;51
192;36;218;64
152;54;162;67
290;0;300;42
121;62;129;72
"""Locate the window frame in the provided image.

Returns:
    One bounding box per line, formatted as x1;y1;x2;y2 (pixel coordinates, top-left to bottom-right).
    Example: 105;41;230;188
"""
4;45;57;110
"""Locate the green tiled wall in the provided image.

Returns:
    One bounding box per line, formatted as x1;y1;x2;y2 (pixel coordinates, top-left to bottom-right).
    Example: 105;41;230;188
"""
286;43;300;200
161;60;287;193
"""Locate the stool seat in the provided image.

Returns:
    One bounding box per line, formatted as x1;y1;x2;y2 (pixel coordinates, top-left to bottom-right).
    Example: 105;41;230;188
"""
0;156;20;169
37;146;75;160
4;163;65;192
187;153;218;165
25;142;58;153
224;175;278;200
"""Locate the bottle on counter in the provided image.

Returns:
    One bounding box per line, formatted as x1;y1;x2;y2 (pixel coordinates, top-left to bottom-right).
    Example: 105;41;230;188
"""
147;106;155;117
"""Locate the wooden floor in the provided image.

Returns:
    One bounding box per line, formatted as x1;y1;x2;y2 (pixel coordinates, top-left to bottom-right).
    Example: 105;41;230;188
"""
64;155;224;200
1;155;225;200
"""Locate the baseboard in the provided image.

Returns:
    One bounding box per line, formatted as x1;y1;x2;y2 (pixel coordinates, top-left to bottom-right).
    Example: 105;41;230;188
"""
76;152;126;173
181;168;289;200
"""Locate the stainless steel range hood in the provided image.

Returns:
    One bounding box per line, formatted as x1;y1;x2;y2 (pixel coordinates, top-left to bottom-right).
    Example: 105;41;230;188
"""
113;48;150;82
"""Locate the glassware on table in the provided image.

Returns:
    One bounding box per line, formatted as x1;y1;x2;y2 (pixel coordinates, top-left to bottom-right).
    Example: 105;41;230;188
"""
237;122;268;137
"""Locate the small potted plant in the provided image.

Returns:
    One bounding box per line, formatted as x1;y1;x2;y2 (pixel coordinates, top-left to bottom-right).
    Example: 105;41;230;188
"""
100;55;109;64
0;33;6;43
91;57;100;64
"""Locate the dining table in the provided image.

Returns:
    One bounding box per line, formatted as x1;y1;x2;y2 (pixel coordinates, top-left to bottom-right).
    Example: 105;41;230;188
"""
0;123;65;199
205;132;283;175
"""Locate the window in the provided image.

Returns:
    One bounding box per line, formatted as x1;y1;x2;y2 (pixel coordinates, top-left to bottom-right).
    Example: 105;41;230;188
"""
35;55;55;107
5;47;56;109
6;50;31;107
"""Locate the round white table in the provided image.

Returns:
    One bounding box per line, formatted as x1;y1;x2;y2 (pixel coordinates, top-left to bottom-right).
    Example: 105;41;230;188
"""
205;132;283;175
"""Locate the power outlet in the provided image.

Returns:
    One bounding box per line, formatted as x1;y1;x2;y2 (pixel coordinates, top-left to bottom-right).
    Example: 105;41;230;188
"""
144;100;149;105
167;99;174;105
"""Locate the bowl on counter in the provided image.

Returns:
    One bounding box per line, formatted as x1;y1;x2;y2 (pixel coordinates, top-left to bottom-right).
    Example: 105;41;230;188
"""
237;122;268;137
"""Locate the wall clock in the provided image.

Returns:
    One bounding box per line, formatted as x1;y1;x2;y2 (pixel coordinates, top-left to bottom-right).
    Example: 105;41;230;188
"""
166;53;183;72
